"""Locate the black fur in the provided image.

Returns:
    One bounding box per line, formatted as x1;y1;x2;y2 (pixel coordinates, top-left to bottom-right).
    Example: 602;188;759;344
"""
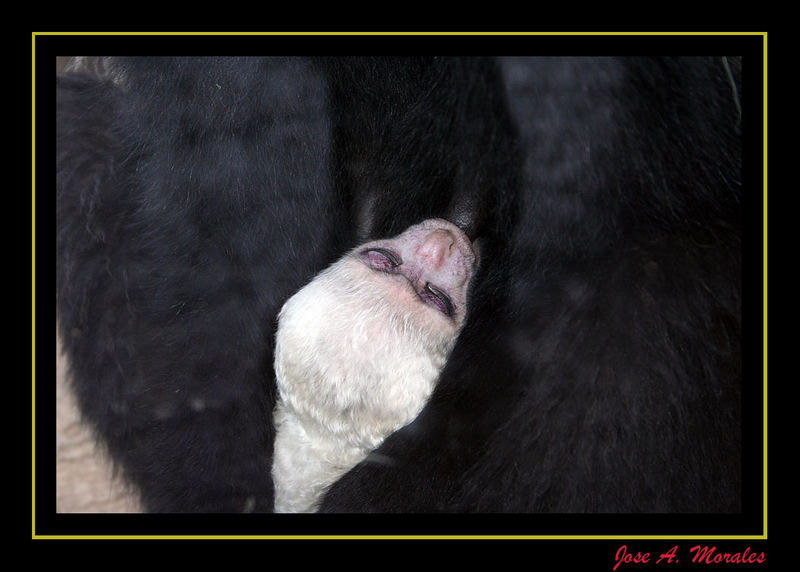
56;56;744;514
57;57;343;512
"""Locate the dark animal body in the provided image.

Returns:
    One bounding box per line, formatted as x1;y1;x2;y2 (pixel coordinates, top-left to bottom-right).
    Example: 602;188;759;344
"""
56;56;745;514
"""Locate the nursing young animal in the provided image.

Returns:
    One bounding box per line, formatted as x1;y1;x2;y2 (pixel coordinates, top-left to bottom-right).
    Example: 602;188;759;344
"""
272;219;478;512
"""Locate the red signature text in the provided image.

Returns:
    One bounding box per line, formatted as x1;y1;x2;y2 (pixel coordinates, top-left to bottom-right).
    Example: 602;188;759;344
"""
613;546;650;570
690;545;766;565
613;544;766;570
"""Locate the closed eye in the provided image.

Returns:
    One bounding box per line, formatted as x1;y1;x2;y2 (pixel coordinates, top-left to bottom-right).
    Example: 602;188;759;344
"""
359;247;402;271
424;282;455;318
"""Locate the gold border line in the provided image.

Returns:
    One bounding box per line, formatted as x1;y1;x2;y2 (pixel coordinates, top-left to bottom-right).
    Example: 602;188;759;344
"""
31;30;37;540
762;32;768;539
34;30;768;36
29;534;769;540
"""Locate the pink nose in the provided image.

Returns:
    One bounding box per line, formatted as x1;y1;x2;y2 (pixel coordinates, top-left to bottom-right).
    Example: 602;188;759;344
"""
417;229;455;270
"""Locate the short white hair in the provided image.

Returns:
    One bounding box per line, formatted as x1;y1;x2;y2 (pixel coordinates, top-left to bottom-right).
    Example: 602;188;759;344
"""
272;253;458;512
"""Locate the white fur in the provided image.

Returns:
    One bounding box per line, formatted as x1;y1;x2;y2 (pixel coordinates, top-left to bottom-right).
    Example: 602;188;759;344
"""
271;225;472;513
